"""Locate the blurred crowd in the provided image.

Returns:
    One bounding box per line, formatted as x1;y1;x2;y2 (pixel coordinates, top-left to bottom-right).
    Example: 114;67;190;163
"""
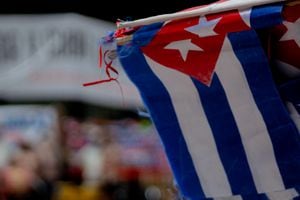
0;135;59;200
0;107;182;200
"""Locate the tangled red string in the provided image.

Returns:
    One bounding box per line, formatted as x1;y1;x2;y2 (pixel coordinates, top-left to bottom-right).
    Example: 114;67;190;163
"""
83;47;125;107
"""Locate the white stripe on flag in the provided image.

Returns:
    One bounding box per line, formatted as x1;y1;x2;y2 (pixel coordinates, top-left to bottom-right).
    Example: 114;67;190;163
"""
145;55;232;197
214;195;243;200
212;188;299;200
266;188;299;200
215;37;285;193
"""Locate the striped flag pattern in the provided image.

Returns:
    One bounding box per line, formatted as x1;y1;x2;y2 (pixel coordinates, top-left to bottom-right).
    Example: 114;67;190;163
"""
114;1;300;199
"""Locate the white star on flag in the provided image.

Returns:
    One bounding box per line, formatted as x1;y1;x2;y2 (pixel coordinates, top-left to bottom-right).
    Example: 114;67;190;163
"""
185;16;222;37
280;19;300;47
164;39;203;61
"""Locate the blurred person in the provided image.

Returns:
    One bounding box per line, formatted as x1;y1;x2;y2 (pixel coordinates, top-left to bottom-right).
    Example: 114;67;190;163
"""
121;167;146;200
98;127;121;183
77;122;105;187
101;167;147;200
35;136;61;200
1;141;39;200
98;129;124;200
99;127;147;200
65;152;84;186
2;161;34;199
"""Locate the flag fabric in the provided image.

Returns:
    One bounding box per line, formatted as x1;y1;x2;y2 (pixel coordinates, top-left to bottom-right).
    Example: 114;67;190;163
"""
110;1;300;199
269;1;300;133
208;187;300;200
279;78;300;132
270;2;300;81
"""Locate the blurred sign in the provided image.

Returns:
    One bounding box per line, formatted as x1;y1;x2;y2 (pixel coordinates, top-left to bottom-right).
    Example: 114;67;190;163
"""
0;105;58;144
0;14;143;109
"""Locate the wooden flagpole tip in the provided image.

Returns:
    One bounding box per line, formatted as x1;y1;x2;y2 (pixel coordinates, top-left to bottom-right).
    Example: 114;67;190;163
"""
116;35;133;45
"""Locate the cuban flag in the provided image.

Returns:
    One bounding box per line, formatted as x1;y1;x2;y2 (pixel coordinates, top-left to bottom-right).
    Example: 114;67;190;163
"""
115;1;300;199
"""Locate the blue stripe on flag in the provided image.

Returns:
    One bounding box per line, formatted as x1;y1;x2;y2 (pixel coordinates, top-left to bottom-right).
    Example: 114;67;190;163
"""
132;22;164;46
250;2;283;29
118;45;205;199
192;76;257;195
229;30;300;189
239;194;266;200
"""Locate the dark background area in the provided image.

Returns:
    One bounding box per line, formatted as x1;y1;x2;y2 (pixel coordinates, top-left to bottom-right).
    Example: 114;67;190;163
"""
0;0;216;22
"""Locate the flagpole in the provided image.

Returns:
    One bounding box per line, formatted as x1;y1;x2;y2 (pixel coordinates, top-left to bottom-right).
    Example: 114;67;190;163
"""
117;0;285;29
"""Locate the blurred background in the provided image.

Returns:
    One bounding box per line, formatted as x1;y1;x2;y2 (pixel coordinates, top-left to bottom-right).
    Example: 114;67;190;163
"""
0;0;214;199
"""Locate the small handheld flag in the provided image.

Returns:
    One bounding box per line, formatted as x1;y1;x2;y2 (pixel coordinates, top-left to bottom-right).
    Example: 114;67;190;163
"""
97;0;300;199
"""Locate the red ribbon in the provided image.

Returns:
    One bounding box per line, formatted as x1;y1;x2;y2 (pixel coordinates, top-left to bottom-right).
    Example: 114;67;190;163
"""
83;47;125;107
83;49;119;87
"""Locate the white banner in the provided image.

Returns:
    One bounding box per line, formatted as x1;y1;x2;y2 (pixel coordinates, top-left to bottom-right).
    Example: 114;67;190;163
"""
0;14;143;109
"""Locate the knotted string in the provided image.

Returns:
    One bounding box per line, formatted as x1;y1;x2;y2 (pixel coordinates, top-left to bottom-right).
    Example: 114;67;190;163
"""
83;25;138;107
83;45;126;107
83;49;119;86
